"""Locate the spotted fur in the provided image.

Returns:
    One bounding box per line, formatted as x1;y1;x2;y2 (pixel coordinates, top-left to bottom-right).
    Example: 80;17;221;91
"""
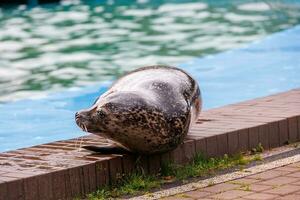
75;65;202;154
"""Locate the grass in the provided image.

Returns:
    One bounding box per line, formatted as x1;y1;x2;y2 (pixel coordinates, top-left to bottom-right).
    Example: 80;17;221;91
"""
86;152;262;200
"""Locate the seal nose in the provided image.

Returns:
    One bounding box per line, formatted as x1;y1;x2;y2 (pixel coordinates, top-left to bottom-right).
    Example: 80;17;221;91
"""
75;112;84;122
75;110;89;121
75;112;80;119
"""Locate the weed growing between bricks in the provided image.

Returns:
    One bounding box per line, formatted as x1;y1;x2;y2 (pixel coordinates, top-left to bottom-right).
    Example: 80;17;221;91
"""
86;152;263;200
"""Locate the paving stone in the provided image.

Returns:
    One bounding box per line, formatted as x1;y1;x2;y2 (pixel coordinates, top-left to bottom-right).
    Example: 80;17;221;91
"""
264;185;300;195
162;195;194;200
286;171;300;178
274;166;300;172
248;184;273;192
249;170;290;180
275;194;300;200
209;189;253;199
259;176;299;186
288;162;300;168
182;190;211;198
244;193;279;200
231;178;261;185
202;183;239;193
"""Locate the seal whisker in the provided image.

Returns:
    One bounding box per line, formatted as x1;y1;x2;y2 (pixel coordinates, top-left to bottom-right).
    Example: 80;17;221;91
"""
78;137;84;151
83;124;88;132
75;137;80;150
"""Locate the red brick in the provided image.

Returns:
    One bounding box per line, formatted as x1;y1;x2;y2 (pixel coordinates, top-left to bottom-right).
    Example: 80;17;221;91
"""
108;156;123;184
287;171;300;178
82;163;96;194
244;193;278;200
268;122;280;148
183;190;211;198
138;156;149;174
259;176;298;186
163;195;193;200
217;133;228;157
249;170;290;180
231;178;260;185
210;189;253;199
276;194;300;200
228;131;239;155
51;169;67;200
182;140;196;163
148;154;161;175
95;160;109;188
160;152;171;165
288;117;298;142
7;179;24;200
275;166;300;173
279;120;289;145
206;136;218;157
238;129;249;152
0;89;299;200
248;184;273;192
0;182;7;200
259;124;269;149
24;176;39;200
170;146;184;165
67;167;83;198
194;138;207;157
249;127;259;149
265;184;300;195
298;116;300;140
122;155;136;175
203;183;239;193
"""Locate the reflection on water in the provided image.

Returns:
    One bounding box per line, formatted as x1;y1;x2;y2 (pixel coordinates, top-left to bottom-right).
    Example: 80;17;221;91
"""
0;0;300;101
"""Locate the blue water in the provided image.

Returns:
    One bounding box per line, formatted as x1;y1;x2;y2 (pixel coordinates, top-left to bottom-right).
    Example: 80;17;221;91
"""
0;25;300;152
1;0;300;102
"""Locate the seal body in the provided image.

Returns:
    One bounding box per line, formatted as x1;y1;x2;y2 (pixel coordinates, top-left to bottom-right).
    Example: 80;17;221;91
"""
75;65;201;154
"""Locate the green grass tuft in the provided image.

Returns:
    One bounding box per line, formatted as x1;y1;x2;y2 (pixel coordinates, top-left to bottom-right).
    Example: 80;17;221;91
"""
86;152;260;199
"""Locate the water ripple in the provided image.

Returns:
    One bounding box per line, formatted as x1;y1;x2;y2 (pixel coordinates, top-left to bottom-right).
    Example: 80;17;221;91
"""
0;0;300;101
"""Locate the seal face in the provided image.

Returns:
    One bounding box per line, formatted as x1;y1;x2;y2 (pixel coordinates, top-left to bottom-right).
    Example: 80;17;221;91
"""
75;65;202;154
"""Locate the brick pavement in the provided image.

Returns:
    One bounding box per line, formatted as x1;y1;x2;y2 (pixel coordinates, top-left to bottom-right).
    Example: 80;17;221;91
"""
0;89;300;199
163;162;300;200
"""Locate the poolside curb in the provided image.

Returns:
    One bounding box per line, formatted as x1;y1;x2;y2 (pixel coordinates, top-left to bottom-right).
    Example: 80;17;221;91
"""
0;89;300;200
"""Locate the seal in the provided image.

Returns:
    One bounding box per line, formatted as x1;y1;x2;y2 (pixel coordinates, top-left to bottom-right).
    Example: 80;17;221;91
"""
75;65;202;155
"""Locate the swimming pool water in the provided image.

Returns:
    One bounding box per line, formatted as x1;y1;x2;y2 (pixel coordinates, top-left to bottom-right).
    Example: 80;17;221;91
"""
0;24;300;152
0;0;300;101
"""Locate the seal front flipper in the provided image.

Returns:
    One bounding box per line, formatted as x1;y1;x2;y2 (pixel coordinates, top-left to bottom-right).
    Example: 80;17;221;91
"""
82;145;131;154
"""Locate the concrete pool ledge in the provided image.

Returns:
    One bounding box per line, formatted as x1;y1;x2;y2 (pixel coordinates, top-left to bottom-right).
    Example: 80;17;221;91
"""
1;89;300;200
